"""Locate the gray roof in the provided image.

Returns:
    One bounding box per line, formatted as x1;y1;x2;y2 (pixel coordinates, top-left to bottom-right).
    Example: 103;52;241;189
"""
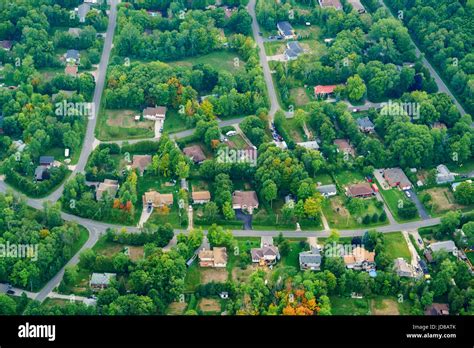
35;166;46;180
299;247;321;264
287;41;303;54
429;240;456;253
66;49;80;60
277;21;293;36
90;272;116;286
78;3;91;20
317;184;337;195
39;156;54;165
356;116;374;129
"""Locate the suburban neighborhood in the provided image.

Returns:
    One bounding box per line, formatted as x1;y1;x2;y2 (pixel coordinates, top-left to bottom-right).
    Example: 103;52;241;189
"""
0;0;472;327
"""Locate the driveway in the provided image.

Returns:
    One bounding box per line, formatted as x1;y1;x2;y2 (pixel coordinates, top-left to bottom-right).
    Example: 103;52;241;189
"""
235;209;253;230
406;189;430;220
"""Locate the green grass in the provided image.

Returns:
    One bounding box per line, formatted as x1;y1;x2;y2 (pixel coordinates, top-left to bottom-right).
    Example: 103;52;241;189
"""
333;170;366;187
227;134;248;150
330;296;370;315
383;232;412;263
96;108;155;141
163;109;193;134
378;186;420;222
447;158;474;174
281;241;304;268
321;196;387;229
184;262;201;293
263;41;286;56
168;50;244;74
313;173;334;185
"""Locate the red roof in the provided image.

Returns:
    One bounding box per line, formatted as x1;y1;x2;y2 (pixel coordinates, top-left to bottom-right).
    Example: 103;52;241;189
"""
314;85;337;94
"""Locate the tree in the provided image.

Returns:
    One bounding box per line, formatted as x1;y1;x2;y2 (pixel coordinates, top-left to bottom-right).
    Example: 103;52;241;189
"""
346;74;366;103
0;294;17;315
222;201;236;220
439;211;462;236
207;224;234;248
303;194;323;219
279;239;290;257
262;179;277;208
454;182;474;205
203;202;218;222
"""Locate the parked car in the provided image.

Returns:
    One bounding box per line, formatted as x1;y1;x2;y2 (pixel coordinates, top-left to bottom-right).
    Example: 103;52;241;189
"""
258;31;262;36
6;289;15;295
353;108;359;112
406;191;411;198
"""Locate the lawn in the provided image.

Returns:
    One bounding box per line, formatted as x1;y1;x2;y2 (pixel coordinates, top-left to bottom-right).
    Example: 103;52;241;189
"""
184;262;201;293
163;109;193;134
330;296;370;315
447;158;474;174
285;117;308;142
313;173;334;186
289;87;311;107
227;134;248;150
168;50;244;74
280;241;305;268
264;41;286;56
378;186;420;222
333;170;366;187
383;232;412;263
96;108;155;141
321;196;387;229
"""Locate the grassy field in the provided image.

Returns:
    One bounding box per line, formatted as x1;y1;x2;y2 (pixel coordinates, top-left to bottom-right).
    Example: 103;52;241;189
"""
333;170;366;187
321;196;387;229
313;173;334;186
96;109;155;141
227;134;248;150
378;187;420;222
264;41;286;56
163;109;193;134
383;232;412;263
330;296;370;315
168;50;244;74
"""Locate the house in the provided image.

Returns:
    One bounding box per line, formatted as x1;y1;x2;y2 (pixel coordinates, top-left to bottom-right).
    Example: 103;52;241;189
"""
277;21;296;39
34;166;49;181
232;190;259;213
12;140;26;153
346;183;374;198
424;303;449;316
65;65;78;77
65;49;80;63
96;179;119;201
356;117;375;133
343;246;375;270
251;237;280;265
131;155;151;176
77;3;91;23
192;191;211;204
297;140;319;150
90;273;116;291
39;156;55;167
393;258;414;278
198;247;228;267
432;122;447;130
68;28;82;36
143;190;174;209
424;249;434;263
435;164;455;184
284;41;303;61
0;40;13;51
299;246;322;271
334;139;355;157
142;106;167;121
428;240;457;255
316;184;337;198
318;0;342;10
314;85;337;98
183;145;206;164
348;0;365;13
383;167;412;190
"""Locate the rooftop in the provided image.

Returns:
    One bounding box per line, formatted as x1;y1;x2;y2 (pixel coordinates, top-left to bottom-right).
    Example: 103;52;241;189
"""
232;190;259;208
183;145;206;163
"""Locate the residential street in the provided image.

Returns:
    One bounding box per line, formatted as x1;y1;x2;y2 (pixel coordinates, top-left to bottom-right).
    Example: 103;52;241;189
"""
247;0;280;121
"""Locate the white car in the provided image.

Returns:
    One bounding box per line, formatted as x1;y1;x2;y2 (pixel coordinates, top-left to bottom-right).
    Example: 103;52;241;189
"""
405;191;411;198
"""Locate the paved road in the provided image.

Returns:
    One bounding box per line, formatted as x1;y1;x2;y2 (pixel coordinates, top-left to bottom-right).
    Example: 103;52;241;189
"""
378;0;467;116
406;189;430;220
247;0;280;121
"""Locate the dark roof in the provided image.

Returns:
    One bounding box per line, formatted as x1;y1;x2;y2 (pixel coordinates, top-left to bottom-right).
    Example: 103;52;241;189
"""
424;303;449;316
0;40;12;50
287;41;303;54
356;116;374;129
299;247;321;264
39;156;54;165
277;21;293;36
35;166;47;180
183;145;206;163
317;184;337;195
66;49;80;60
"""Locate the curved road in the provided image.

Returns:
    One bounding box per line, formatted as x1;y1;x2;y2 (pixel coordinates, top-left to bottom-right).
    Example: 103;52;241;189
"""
0;0;446;302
